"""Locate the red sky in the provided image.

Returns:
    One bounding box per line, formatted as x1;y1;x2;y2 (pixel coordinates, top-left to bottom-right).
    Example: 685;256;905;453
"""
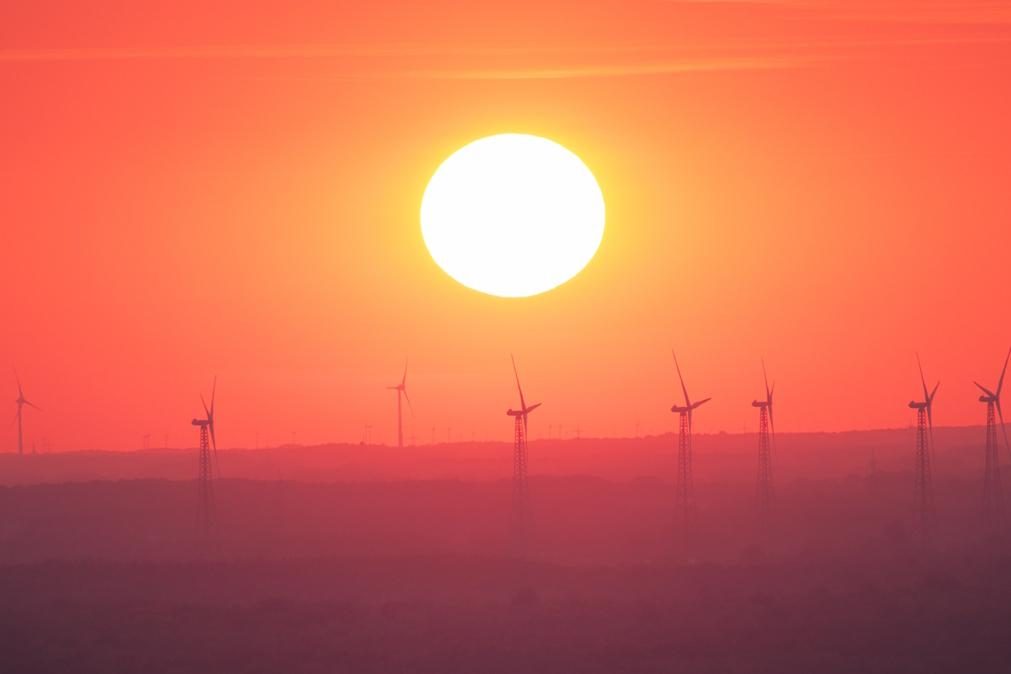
2;1;1010;451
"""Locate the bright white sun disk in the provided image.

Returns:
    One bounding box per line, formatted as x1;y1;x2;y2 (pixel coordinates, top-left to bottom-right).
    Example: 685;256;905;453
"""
421;134;605;298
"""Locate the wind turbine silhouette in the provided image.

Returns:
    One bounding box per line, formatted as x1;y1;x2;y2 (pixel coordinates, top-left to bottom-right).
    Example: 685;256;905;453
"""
671;350;710;545
909;354;939;534
387;360;411;448
192;381;218;459
909;354;939;445
975;347;1011;457
671;350;711;432
976;347;1010;525
507;355;540;554
751;361;775;437
191;378;219;531
507;355;542;436
14;371;41;456
752;361;775;512
909;353;938;422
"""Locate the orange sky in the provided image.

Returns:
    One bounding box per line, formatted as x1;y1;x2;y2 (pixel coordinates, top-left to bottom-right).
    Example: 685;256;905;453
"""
2;1;1011;451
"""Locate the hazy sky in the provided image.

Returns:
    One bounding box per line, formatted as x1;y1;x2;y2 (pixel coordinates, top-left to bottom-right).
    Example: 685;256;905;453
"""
2;1;1010;450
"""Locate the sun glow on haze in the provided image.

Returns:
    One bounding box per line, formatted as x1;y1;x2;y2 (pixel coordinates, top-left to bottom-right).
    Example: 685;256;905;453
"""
421;134;605;298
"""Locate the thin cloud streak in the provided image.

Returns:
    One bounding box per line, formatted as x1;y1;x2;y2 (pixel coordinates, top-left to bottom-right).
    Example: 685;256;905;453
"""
407;56;801;80
404;33;1011;80
0;44;807;81
1;33;1008;81
668;0;1011;23
0;44;531;62
0;42;808;64
2;26;1009;64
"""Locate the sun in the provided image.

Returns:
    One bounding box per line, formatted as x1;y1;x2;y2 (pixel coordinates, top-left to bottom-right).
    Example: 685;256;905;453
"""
421;134;605;298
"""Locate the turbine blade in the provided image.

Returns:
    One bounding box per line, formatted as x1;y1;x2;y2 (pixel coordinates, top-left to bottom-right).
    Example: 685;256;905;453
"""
511;354;526;411
403;388;413;414
929;381;940;403
210;377;216;417
673;350;690;408
998;347;1011;397
975;381;995;397
762;359;770;399
687;408;693;435
24;400;41;411
768;402;776;439
917;353;929;402
201;393;210;419
525;402;542;414
692;397;712;409
14;370;22;397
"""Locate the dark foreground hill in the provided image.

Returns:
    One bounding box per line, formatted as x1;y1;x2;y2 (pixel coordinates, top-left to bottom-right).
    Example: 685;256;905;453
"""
2;553;1011;674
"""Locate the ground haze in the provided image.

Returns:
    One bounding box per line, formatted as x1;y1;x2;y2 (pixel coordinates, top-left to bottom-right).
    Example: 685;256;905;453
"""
2;429;1010;672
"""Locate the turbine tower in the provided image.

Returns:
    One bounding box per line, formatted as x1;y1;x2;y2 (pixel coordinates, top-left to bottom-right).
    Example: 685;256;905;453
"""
670;351;711;544
387;360;411;448
14;372;41;457
975;348;1010;528
752;362;775;515
908;354;939;536
507;355;541;554
190;378;218;533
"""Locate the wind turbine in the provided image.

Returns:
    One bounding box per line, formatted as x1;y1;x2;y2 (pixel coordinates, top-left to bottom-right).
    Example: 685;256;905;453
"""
670;351;710;539
387;360;411;448
908;354;939;535
191;378;218;532
14;372;41;456
507;355;541;553
751;361;775;513
975;347;1010;526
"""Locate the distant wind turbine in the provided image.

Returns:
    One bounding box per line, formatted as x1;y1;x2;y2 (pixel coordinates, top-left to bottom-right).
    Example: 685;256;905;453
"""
908;354;939;534
387;360;411;448
191;377;219;532
751;360;775;513
507;355;541;554
976;347;1010;526
670;350;710;540
14;371;41;457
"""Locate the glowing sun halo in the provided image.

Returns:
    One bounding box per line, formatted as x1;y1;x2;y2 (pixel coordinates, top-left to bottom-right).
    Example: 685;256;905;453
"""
421;134;605;298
